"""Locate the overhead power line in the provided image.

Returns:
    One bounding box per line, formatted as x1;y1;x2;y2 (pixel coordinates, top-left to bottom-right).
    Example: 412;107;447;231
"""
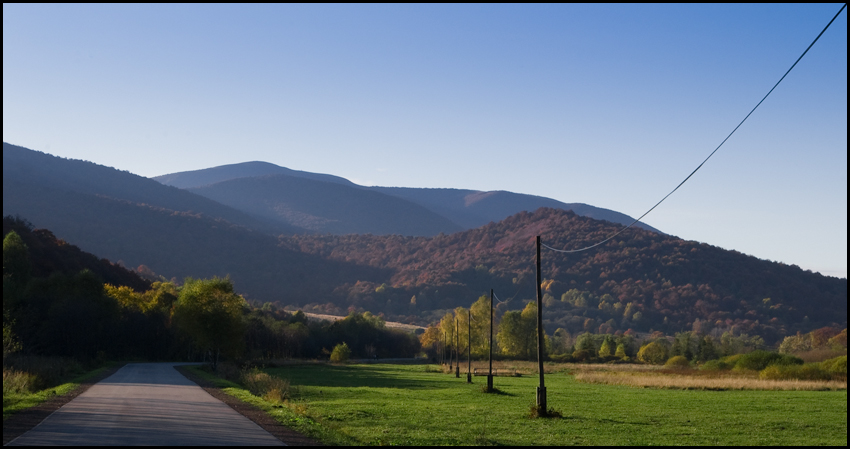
543;4;847;254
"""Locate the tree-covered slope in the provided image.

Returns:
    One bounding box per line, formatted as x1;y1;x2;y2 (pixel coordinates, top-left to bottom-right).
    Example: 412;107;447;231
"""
279;208;846;342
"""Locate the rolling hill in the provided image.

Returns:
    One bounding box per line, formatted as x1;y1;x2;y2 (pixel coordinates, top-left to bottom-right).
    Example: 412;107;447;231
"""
156;161;660;236
3;143;297;235
186;174;465;236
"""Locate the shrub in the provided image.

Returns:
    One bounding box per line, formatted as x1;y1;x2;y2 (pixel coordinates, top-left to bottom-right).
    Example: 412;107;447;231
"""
733;350;802;372
700;354;745;371
549;353;573;363
240;367;290;402
820;355;847;378
571;349;592;362
330;342;351;363
664;355;690;369
2;355;84;392
699;359;726;371
759;364;831;381
3;368;37;395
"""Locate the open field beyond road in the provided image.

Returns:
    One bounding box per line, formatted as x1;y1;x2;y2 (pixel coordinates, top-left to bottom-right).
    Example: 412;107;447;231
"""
256;362;846;445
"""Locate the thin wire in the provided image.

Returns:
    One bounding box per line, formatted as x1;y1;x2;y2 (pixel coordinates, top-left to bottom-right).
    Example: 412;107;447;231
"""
543;4;846;254
492;292;511;306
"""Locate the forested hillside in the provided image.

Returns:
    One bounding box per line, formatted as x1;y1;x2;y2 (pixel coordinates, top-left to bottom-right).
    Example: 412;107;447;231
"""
279;208;846;344
2;217;418;363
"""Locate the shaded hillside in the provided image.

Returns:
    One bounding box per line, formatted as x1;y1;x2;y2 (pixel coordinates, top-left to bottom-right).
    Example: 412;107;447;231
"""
279;208;846;343
188;174;465;236
3;216;150;292
2;178;389;303
3;143;297;235
155;161;355;189
152;161;659;235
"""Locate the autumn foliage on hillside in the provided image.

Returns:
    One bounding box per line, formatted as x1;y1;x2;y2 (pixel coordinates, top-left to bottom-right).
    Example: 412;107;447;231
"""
279;208;846;344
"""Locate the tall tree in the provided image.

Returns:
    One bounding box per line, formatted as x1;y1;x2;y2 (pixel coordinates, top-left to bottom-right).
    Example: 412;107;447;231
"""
173;277;245;369
469;294;491;358
497;302;538;359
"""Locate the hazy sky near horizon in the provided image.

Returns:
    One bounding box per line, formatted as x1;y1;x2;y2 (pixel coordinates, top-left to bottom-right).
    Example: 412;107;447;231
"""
4;4;847;278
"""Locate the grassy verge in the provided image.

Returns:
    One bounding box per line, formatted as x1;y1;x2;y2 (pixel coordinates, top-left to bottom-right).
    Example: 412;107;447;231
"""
3;363;116;420
181;365;355;445
259;362;846;445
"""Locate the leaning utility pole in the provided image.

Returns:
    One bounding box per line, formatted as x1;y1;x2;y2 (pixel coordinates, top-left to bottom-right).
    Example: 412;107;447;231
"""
488;288;494;391
536;236;547;412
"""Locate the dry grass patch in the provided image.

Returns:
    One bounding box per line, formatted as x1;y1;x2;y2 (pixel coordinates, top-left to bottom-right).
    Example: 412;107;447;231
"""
573;370;846;390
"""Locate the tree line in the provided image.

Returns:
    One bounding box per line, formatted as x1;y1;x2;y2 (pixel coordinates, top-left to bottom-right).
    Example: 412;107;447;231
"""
3;217;419;370
416;294;847;366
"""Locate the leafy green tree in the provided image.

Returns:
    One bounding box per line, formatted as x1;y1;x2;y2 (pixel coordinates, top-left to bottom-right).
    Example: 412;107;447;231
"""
599;335;616;358
671;332;694;360
3;231;31;313
575;332;597;355
720;331;764;356
637;340;669;365
696;335;718;362
614;343;627;359
173;277;245;369
330;342;351;363
469;295;491;358
497;302;538;359
3;231;31;284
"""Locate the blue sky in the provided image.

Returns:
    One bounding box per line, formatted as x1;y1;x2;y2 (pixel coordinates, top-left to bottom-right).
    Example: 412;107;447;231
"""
3;4;847;278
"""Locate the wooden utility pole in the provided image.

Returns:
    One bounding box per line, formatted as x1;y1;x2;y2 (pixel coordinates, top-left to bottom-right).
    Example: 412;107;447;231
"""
446;330;451;370
455;317;460;378
467;308;472;383
536;236;547;412
488;288;494;391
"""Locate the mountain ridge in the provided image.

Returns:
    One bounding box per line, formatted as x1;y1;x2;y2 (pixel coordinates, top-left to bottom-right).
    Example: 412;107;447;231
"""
155;160;661;235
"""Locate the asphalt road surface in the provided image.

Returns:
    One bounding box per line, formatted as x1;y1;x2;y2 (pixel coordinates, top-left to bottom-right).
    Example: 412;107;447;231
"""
6;363;285;446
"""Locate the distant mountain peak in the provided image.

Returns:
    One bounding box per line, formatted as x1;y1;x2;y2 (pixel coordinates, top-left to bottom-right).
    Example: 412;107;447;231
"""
154;161;354;189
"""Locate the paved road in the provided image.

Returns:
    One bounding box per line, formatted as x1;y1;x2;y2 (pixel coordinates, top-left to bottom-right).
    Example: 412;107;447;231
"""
7;363;284;446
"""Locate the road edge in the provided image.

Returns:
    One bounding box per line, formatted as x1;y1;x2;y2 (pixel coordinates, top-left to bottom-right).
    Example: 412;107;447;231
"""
173;364;323;446
2;362;126;446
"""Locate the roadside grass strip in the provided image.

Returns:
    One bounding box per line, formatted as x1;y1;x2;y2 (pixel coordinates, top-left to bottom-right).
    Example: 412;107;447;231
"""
3;365;113;420
182;365;354;445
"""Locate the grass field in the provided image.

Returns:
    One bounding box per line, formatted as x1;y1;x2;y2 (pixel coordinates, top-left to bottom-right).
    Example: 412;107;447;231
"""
252;362;846;446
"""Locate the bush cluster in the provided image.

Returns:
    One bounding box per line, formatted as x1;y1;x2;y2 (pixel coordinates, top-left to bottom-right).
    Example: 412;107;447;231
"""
2;355;85;393
240;367;290;403
330;342;351;363
759;355;846;381
664;355;691;369
732;350;803;372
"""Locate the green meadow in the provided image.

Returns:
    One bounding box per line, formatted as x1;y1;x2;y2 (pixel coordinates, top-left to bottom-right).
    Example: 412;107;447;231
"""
253;363;846;446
